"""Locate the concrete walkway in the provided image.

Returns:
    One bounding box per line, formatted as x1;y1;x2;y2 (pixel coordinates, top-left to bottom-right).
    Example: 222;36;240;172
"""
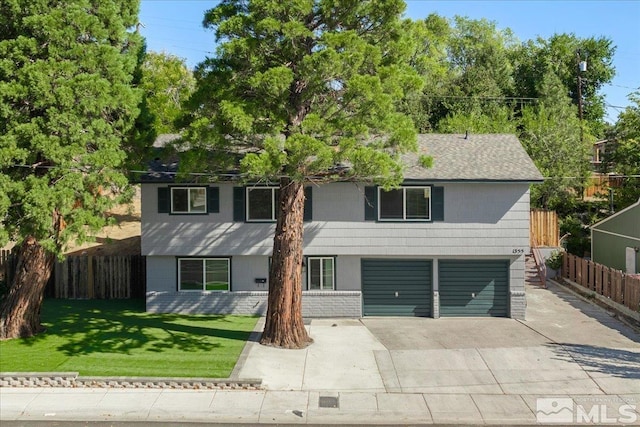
2;281;640;425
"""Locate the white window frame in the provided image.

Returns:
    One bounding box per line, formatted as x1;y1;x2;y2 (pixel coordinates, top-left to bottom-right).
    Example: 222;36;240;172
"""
171;187;207;214
307;256;335;290
246;187;278;222
177;258;230;292
378;186;432;221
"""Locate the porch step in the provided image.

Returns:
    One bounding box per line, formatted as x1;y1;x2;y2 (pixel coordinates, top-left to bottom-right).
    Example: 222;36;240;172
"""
525;253;545;286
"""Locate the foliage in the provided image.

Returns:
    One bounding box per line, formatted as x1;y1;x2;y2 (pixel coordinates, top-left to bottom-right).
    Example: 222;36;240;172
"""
519;72;592;210
511;33;615;138
0;0;142;255
140;51;195;134
603;92;640;209
545;250;564;270
0;299;257;377
184;0;424;187
560;215;591;257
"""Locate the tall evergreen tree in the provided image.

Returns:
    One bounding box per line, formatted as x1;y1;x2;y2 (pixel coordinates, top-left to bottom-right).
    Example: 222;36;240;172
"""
0;0;142;338
185;0;422;348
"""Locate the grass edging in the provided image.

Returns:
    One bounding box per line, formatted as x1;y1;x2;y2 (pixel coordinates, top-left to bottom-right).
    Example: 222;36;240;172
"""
0;372;262;389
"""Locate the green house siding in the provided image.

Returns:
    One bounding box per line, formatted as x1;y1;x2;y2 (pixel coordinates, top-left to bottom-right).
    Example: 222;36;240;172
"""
592;203;640;273
592;231;640;273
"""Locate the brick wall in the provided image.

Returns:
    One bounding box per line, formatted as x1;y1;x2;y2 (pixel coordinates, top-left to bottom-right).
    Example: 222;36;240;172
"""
146;290;362;317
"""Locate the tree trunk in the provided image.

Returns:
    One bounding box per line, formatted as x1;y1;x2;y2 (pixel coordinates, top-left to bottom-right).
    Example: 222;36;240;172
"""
260;177;313;349
0;236;54;339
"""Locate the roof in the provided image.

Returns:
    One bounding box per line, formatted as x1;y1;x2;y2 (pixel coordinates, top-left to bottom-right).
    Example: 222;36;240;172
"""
591;197;640;237
402;134;543;182
143;133;543;183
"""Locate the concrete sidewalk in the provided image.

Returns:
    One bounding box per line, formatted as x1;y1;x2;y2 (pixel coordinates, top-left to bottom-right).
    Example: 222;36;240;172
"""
2;281;640;425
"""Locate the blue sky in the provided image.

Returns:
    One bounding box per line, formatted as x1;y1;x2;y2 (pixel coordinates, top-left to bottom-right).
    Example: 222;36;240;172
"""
139;0;640;123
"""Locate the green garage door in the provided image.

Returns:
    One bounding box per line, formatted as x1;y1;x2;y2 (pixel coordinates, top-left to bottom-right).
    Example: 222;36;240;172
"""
439;260;509;317
362;259;432;316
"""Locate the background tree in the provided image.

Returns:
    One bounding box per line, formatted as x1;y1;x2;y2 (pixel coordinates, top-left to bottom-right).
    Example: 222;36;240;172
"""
185;0;422;348
141;52;195;134
512;34;615;139
519;72;591;210
0;0;141;338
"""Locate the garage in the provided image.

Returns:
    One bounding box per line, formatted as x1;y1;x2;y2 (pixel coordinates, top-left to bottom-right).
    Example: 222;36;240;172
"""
361;259;432;316
438;260;509;317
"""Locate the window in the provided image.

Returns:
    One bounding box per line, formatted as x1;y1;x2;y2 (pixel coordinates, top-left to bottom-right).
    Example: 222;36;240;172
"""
247;187;279;221
171;187;206;214
178;258;230;291
379;187;431;221
307;257;335;290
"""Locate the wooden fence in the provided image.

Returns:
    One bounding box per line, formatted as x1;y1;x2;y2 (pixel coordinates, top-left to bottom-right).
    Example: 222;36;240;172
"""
0;249;17;284
562;253;640;313
530;209;559;247
2;252;145;299
51;255;146;299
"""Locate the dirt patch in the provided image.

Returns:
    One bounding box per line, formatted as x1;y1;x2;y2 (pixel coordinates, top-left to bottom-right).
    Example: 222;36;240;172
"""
65;187;141;256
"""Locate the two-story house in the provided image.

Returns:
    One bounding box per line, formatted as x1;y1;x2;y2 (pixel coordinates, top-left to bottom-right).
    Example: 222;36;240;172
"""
141;133;543;319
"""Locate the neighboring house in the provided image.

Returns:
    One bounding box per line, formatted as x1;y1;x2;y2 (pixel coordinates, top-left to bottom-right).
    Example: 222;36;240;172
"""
141;133;543;319
591;198;640;274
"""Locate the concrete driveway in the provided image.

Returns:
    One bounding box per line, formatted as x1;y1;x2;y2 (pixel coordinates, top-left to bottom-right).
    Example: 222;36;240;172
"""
238;281;640;397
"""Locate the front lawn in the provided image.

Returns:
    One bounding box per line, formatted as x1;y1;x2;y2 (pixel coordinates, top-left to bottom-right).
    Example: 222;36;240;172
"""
0;299;258;378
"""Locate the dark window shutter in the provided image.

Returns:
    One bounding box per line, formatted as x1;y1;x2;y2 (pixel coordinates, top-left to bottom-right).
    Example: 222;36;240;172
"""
364;186;377;221
432;186;444;221
303;186;312;222
207;187;219;213
158;187;170;213
233;187;245;221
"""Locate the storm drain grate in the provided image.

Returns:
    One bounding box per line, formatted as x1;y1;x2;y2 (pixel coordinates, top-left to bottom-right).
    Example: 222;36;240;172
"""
319;395;339;409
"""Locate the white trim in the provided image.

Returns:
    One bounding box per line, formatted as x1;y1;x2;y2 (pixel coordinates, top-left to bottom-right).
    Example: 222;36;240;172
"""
590;198;640;230
246;187;278;222
178;257;230;292
378;186;432;221
307;256;335;290
592;228;640;242
170;187;207;214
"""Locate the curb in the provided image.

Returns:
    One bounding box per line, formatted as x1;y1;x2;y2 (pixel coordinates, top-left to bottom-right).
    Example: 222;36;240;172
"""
0;372;262;390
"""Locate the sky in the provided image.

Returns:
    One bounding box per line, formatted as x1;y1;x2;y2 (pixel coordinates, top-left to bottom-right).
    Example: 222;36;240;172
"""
139;0;640;123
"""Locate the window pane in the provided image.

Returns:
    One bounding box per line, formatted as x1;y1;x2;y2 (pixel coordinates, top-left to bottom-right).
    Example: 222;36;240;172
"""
406;188;430;219
379;189;403;219
172;188;188;213
308;258;321;290
180;259;202;290
248;188;273;220
205;259;229;291
189;188;206;213
322;258;334;290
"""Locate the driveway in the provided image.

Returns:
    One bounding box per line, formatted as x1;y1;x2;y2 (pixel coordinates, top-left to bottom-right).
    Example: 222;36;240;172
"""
237;281;640;398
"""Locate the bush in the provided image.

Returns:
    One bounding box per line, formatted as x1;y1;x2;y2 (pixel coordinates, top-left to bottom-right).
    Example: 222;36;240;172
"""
545;250;564;270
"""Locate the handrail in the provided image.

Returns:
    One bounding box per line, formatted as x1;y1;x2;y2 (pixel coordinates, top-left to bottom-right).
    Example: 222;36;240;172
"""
530;230;547;288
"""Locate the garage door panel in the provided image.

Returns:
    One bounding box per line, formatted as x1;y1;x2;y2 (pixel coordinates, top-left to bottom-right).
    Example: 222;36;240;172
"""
439;260;509;317
362;259;432;317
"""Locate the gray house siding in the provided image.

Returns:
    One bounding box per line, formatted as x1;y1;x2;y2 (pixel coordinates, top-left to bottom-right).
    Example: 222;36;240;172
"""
142;182;530;319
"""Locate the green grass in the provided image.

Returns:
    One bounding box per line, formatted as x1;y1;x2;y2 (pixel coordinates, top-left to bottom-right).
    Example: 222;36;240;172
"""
0;299;258;378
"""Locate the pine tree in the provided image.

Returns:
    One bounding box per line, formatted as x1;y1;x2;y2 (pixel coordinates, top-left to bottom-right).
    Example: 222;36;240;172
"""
185;0;423;348
0;0;142;338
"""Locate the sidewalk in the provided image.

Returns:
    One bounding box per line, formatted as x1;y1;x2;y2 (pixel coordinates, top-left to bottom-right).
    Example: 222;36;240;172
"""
1;281;639;425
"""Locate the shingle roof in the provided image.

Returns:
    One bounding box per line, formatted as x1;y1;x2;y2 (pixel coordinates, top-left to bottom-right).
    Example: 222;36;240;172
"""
402;133;543;182
143;133;543;183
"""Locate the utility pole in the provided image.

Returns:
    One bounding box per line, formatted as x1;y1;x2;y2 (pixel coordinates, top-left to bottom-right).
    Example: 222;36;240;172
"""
576;51;587;141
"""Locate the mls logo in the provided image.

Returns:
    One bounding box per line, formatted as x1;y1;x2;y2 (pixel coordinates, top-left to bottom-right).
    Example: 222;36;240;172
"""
536;398;574;423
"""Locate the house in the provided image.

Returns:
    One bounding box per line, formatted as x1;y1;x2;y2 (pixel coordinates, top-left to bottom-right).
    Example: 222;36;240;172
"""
591;198;640;274
141;133;543;319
